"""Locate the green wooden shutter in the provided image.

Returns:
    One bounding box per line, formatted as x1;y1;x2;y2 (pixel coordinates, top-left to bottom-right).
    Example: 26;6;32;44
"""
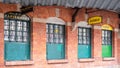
5;42;30;61
102;45;112;57
47;44;65;60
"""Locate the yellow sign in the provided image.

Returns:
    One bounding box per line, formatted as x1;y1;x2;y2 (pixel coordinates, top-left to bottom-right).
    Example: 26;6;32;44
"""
88;16;102;25
102;24;113;30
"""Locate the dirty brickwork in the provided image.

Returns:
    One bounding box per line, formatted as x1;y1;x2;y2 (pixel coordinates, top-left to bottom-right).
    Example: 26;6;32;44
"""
0;3;119;68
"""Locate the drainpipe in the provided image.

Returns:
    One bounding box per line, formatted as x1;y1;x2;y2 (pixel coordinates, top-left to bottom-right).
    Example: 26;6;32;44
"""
71;8;80;31
72;8;80;22
119;14;120;18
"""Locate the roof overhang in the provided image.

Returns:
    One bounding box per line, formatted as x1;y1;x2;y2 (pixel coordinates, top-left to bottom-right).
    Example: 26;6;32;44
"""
2;0;120;14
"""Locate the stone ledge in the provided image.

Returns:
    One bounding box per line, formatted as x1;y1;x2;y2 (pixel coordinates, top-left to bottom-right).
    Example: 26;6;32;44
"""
47;59;68;64
102;57;115;61
78;58;95;62
5;60;34;66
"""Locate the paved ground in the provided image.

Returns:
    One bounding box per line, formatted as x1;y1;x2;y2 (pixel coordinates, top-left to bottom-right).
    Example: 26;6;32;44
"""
85;65;120;68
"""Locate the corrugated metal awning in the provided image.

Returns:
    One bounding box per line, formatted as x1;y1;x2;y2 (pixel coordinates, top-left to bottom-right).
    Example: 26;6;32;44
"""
2;0;120;13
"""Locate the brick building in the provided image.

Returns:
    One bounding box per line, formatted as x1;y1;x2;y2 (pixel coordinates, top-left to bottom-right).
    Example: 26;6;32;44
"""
0;0;120;68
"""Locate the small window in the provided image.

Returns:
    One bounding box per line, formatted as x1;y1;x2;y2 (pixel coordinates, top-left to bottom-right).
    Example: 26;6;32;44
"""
78;28;91;45
4;20;29;42
102;30;112;45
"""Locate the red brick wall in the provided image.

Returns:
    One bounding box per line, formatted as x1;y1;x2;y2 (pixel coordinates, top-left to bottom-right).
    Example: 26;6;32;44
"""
0;3;17;68
118;39;120;63
0;18;4;68
117;19;120;63
0;3;119;68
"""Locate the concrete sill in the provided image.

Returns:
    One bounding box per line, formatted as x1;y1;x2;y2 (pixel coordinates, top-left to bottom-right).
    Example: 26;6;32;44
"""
102;57;115;61
5;60;34;66
78;58;95;62
47;59;68;64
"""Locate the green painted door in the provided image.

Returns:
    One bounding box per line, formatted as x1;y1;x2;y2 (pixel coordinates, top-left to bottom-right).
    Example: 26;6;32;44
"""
47;44;65;60
78;45;91;58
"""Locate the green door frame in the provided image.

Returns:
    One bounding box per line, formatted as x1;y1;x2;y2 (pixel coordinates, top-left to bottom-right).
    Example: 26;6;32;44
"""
102;30;112;58
46;24;65;60
78;27;92;59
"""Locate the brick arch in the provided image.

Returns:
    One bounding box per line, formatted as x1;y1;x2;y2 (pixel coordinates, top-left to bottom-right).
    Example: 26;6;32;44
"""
4;11;30;21
102;24;113;31
78;21;91;28
46;17;65;25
